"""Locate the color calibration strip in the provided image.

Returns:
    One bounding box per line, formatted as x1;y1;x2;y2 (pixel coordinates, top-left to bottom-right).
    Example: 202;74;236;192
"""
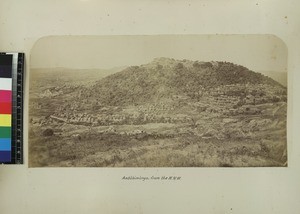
0;54;12;162
0;53;24;164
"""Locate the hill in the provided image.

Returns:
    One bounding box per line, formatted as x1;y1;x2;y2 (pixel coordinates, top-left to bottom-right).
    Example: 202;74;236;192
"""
30;67;125;87
82;57;286;106
29;57;287;167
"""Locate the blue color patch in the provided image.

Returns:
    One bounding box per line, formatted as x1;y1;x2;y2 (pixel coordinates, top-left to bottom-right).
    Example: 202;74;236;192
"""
0;138;11;151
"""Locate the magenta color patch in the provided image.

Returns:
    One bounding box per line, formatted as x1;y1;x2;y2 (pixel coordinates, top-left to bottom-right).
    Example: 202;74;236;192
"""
0;90;11;102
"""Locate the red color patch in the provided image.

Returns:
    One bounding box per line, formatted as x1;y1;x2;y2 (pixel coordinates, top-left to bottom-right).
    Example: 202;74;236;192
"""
0;102;11;114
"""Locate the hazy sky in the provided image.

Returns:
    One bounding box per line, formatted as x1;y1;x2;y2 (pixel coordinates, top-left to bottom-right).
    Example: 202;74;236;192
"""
31;35;287;72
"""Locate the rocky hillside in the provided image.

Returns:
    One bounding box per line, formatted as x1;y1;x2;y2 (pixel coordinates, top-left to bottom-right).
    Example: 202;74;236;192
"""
82;57;285;106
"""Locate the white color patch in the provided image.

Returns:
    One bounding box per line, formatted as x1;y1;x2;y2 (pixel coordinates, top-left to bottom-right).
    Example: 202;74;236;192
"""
0;78;12;90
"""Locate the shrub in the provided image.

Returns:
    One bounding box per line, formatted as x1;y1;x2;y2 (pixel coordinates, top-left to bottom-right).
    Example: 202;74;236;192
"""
43;128;54;136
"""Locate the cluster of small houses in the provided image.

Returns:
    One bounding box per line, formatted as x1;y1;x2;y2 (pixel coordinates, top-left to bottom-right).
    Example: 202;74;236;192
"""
137;102;175;113
98;127;147;136
40;112;195;126
30;82;285;127
203;83;285;115
31;104;264;128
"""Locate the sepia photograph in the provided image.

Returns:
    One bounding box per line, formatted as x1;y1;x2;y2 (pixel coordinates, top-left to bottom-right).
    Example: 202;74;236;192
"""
29;35;287;167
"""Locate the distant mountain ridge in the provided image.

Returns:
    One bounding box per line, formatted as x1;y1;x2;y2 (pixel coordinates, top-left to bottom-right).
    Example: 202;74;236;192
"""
81;58;286;106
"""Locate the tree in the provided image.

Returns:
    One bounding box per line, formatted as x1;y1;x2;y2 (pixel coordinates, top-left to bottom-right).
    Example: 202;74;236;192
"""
176;63;184;69
156;64;163;70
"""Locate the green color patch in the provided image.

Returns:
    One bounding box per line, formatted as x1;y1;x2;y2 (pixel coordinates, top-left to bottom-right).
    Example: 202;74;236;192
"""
0;127;11;138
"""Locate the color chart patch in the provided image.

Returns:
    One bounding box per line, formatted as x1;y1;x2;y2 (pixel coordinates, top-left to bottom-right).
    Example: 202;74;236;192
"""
0;54;12;163
0;53;24;164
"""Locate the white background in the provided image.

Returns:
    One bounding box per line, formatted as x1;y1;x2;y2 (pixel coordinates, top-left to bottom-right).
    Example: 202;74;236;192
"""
0;0;300;213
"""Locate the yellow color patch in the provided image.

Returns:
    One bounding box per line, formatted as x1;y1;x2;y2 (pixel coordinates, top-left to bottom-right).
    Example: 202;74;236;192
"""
0;114;11;127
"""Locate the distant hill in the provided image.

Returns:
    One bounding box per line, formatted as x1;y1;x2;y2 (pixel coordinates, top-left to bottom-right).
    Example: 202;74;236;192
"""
82;57;286;106
259;70;287;87
30;67;125;85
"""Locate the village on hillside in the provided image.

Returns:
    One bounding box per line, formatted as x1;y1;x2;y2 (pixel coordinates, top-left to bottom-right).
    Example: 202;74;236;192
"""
30;82;286;128
29;60;287;167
